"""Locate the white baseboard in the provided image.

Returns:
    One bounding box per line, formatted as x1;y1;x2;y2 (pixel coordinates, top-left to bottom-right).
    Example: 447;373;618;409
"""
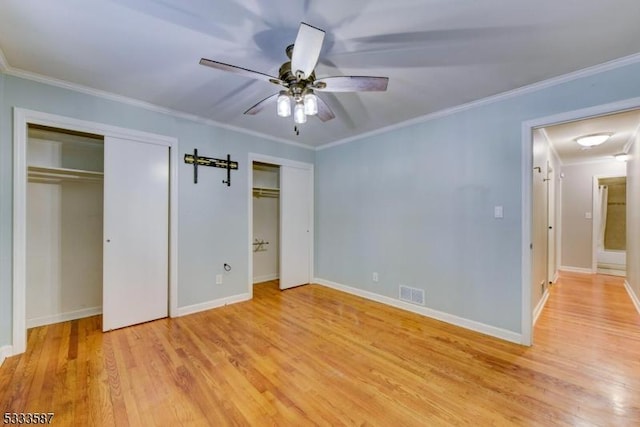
313;278;522;345
253;274;279;284
176;293;251;317
552;271;559;284
559;266;593;274
0;345;13;367
533;290;550;325
624;280;640;315
26;306;102;329
597;267;626;277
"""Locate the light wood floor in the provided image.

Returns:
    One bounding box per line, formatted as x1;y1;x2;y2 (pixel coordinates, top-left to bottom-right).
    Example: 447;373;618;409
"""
1;273;639;426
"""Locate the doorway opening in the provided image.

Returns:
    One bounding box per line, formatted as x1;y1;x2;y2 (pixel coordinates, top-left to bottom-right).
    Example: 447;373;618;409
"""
12;108;178;356
247;154;314;298
26;124;104;329
525;103;639;345
593;176;627;276
252;162;281;288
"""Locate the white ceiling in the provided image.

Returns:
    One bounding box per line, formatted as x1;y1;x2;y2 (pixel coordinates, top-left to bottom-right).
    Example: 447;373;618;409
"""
543;109;640;164
2;0;640;148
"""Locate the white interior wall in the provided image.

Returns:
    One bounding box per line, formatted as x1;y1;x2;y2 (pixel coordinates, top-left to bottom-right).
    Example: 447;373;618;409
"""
560;161;626;271
26;134;103;328
548;145;562;282
252;166;279;283
60;181;103;315
626;135;640;310
26;182;61;323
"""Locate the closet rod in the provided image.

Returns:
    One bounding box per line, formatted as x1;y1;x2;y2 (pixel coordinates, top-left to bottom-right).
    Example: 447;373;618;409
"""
28;165;104;182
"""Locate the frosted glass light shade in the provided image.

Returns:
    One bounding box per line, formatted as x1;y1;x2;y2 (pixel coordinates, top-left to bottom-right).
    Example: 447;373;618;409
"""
575;133;611;147
277;93;291;117
304;93;318;115
294;102;307;124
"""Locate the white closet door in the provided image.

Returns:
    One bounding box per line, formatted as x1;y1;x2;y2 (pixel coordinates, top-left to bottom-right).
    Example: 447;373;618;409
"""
103;137;169;331
279;165;312;290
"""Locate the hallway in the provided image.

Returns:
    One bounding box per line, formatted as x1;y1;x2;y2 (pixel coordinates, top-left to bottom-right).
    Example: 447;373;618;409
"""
534;272;640;421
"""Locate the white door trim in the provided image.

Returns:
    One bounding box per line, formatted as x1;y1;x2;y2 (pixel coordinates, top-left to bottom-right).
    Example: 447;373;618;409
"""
591;173;627;273
521;96;640;346
12;108;179;355
247;153;314;297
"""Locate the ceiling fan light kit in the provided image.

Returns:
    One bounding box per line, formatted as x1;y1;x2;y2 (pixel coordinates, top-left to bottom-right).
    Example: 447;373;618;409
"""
277;91;291;117
199;22;389;132
304;93;318;116
294;102;307;124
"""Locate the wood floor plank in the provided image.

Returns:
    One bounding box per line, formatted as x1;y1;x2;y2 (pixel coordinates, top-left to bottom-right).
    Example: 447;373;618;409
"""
1;272;640;425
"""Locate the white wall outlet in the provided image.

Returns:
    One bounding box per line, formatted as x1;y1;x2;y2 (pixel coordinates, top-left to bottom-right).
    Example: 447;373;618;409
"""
494;205;504;219
372;272;379;282
216;274;223;285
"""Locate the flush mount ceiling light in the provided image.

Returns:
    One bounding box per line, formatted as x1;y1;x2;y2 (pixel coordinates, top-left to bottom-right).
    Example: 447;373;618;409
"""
575;133;613;147
614;153;631;162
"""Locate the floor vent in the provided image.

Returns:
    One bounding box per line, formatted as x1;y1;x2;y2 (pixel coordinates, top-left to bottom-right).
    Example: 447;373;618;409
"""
399;285;425;305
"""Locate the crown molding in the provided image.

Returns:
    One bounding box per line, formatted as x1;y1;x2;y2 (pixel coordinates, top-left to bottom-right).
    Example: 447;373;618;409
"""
623;121;640;154
317;52;640;151
2;65;313;151
4;46;640;153
559;157;624;167
540;128;564;166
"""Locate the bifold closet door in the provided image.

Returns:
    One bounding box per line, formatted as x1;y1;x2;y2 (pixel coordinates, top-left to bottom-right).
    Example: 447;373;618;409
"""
279;165;312;290
103;136;169;331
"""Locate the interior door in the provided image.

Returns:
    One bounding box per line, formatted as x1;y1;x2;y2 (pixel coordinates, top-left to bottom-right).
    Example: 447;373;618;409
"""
279;165;311;290
547;161;556;284
531;130;549;312
103;136;169;331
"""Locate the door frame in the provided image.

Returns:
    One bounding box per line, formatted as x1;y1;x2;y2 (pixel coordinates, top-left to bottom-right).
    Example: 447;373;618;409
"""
591;174;627;273
247;153;314;298
521;96;640;346
12;108;179;355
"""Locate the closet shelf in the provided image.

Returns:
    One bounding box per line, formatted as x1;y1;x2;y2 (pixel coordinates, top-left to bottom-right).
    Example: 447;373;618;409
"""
252;187;279;198
28;165;104;183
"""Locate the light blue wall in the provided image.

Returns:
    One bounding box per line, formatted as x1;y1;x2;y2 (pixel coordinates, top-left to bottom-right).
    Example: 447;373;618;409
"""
315;61;640;334
0;74;313;346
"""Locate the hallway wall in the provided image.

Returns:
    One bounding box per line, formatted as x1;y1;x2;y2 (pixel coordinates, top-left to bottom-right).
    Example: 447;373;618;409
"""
627;135;640;309
560;161;626;270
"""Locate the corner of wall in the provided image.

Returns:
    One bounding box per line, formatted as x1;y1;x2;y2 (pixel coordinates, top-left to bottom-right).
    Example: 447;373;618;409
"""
0;345;13;366
624;280;640;315
0;48;9;73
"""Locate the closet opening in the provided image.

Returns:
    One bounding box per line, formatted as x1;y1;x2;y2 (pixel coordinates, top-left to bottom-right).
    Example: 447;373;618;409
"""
594;175;627;276
252;162;280;288
26;124;104;329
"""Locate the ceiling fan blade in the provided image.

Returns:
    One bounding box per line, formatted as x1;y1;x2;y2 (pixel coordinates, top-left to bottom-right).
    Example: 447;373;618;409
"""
314;76;389;92
244;93;279;115
291;22;325;79
200;58;285;86
315;96;335;122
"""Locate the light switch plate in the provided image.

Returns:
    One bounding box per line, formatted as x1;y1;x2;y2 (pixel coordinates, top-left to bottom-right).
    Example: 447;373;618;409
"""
585;212;592;219
494;205;504;219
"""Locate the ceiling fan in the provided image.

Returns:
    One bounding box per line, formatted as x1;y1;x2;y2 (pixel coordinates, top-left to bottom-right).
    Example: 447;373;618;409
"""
200;22;389;130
